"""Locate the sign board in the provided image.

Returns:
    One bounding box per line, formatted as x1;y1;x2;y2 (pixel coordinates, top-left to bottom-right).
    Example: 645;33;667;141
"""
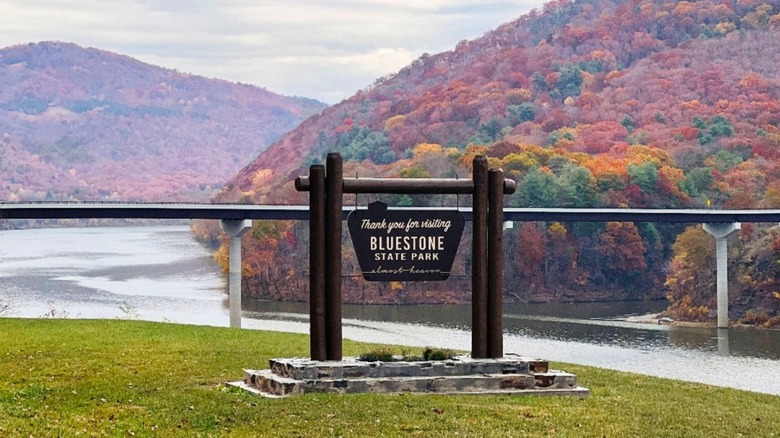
347;201;465;281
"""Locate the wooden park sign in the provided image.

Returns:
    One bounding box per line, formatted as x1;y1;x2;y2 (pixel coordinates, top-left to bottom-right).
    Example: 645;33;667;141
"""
296;153;515;361
347;201;465;281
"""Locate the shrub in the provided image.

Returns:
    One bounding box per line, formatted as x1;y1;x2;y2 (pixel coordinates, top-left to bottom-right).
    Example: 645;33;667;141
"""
743;310;770;326
358;347;396;362
357;347;457;362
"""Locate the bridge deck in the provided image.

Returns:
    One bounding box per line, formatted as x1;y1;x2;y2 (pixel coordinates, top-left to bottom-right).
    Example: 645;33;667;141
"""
3;202;780;223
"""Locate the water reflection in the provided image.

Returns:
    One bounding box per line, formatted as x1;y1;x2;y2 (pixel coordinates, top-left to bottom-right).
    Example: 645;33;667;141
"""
717;328;730;356
0;226;228;324
245;299;780;360
246;298;780;395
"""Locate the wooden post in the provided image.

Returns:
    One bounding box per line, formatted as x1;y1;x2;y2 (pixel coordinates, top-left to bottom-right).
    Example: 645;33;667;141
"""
487;168;505;358
308;165;327;361
295;153;515;361
471;156;488;359
325;153;343;361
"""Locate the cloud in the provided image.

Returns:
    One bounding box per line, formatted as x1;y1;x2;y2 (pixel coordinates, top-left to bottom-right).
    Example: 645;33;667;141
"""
0;0;542;103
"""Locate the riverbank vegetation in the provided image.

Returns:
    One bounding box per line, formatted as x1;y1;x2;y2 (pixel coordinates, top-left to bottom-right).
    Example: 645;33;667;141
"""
1;318;778;437
665;225;780;328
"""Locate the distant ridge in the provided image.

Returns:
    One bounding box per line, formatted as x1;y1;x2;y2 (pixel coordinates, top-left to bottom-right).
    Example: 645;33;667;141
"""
0;41;327;202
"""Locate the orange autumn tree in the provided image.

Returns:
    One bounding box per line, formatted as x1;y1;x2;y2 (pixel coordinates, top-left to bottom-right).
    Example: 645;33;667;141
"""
664;225;715;322
598;222;647;289
514;222;546;293
546;221;578;284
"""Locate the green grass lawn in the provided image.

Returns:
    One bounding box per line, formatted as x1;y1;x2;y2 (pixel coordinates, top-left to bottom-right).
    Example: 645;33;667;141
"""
0;318;778;437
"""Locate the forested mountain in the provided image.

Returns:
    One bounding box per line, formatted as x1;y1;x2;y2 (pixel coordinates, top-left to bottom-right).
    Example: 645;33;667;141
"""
0;42;327;202
207;0;780;326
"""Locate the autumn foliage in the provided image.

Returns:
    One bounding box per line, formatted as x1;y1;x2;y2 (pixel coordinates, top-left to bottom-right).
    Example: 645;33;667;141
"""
207;0;780;322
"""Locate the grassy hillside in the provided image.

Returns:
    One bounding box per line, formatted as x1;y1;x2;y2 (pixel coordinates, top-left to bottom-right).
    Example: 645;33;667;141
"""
1;318;778;437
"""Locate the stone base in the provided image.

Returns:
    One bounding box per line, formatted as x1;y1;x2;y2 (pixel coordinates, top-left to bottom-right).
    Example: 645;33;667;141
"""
229;353;589;398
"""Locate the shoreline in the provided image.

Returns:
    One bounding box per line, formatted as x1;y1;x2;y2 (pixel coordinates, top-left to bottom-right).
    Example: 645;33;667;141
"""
622;312;780;331
620;312;711;329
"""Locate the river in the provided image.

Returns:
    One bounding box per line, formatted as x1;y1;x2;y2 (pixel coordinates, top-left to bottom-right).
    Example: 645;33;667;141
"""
1;225;779;396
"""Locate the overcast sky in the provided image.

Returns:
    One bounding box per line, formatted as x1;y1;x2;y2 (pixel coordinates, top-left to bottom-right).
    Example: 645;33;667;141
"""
0;1;546;104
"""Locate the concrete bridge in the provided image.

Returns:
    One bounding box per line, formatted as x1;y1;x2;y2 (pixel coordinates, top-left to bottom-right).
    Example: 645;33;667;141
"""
4;201;780;222
4;201;780;328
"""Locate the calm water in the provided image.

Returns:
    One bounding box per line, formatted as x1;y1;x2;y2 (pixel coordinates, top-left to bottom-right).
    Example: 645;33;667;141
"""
1;226;779;396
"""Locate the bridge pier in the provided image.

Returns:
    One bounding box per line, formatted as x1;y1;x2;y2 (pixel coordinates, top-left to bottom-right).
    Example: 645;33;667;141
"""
703;223;740;329
220;219;252;328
